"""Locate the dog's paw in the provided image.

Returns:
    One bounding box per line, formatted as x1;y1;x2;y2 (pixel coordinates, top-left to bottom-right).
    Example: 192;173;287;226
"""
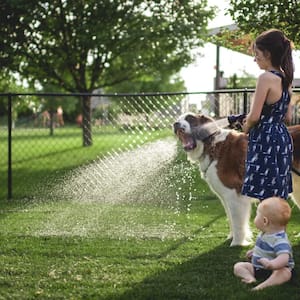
226;232;233;240
230;239;252;247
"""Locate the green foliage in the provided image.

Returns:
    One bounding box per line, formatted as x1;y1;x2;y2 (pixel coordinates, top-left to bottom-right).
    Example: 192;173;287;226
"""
228;0;300;47
0;77;40;120
208;28;255;56
105;73;185;94
0;0;215;93
227;71;256;88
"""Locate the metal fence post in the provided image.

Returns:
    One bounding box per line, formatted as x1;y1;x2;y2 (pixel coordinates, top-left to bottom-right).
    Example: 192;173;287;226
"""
243;89;248;114
7;93;12;200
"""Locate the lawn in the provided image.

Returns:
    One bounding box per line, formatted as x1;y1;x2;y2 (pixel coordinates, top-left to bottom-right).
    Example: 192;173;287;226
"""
1;198;300;299
0;128;300;299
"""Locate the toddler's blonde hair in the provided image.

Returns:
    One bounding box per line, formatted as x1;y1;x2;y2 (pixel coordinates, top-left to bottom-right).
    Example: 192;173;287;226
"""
259;197;291;226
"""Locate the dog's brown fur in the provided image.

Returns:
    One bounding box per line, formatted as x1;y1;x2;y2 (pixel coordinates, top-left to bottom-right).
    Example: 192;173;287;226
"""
289;125;300;206
290;125;300;170
215;132;248;192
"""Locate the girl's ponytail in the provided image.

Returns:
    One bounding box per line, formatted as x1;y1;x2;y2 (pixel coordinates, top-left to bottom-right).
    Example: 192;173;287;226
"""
281;39;294;89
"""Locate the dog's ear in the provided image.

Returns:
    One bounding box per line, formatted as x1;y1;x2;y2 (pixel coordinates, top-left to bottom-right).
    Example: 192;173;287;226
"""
184;113;214;128
185;114;198;127
197;114;214;125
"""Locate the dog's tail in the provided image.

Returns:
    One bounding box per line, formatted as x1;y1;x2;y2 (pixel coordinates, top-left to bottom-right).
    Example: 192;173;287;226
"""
291;172;300;209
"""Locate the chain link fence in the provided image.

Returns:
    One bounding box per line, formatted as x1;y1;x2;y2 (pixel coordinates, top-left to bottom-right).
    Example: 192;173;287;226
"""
1;89;299;200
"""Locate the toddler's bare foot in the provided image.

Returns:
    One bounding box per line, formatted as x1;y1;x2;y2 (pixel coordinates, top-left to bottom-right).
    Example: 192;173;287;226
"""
252;285;262;291
241;277;256;284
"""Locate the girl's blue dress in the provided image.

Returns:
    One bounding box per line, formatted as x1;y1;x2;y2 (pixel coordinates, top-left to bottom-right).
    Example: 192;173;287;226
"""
242;71;293;200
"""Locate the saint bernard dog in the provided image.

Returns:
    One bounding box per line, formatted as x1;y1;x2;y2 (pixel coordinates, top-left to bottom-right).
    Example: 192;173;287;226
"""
173;113;300;246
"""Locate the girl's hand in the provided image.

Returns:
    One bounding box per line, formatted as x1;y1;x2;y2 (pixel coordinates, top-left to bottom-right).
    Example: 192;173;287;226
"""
242;118;250;133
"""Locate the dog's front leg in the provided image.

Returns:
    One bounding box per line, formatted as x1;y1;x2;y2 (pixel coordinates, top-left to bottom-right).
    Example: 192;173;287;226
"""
205;173;252;246
226;193;253;246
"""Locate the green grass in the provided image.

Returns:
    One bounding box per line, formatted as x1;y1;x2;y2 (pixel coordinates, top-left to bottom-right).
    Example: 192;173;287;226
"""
1;201;300;300
0;145;300;299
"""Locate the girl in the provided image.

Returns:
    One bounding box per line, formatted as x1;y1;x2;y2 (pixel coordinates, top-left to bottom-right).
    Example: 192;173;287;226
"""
242;29;294;201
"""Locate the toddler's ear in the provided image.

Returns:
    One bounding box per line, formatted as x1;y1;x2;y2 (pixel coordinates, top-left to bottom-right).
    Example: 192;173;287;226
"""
263;216;269;226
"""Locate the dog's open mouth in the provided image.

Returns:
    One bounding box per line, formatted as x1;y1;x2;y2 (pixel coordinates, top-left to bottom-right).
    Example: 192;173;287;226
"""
175;129;196;151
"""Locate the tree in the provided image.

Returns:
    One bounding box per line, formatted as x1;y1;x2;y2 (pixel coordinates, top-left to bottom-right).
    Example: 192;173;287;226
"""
0;74;40;127
228;0;300;47
0;0;215;146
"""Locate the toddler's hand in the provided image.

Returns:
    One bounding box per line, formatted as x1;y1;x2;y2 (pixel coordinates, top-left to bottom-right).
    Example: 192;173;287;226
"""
258;258;272;269
246;250;253;260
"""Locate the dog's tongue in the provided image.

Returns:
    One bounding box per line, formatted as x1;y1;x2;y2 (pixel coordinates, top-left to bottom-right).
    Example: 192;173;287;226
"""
176;129;196;151
182;136;195;151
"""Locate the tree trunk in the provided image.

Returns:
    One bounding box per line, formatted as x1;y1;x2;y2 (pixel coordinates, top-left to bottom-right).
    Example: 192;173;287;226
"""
49;110;54;136
81;95;93;146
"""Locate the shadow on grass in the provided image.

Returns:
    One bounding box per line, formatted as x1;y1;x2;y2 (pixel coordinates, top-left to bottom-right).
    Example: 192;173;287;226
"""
11;145;83;165
156;214;226;260
103;214;240;300
112;240;300;300
113;241;242;300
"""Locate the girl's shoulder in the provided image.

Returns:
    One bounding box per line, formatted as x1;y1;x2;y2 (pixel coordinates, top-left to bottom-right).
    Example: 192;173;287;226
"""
259;71;279;79
258;71;281;85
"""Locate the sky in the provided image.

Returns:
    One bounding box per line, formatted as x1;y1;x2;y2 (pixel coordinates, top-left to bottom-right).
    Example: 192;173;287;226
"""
180;0;300;93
